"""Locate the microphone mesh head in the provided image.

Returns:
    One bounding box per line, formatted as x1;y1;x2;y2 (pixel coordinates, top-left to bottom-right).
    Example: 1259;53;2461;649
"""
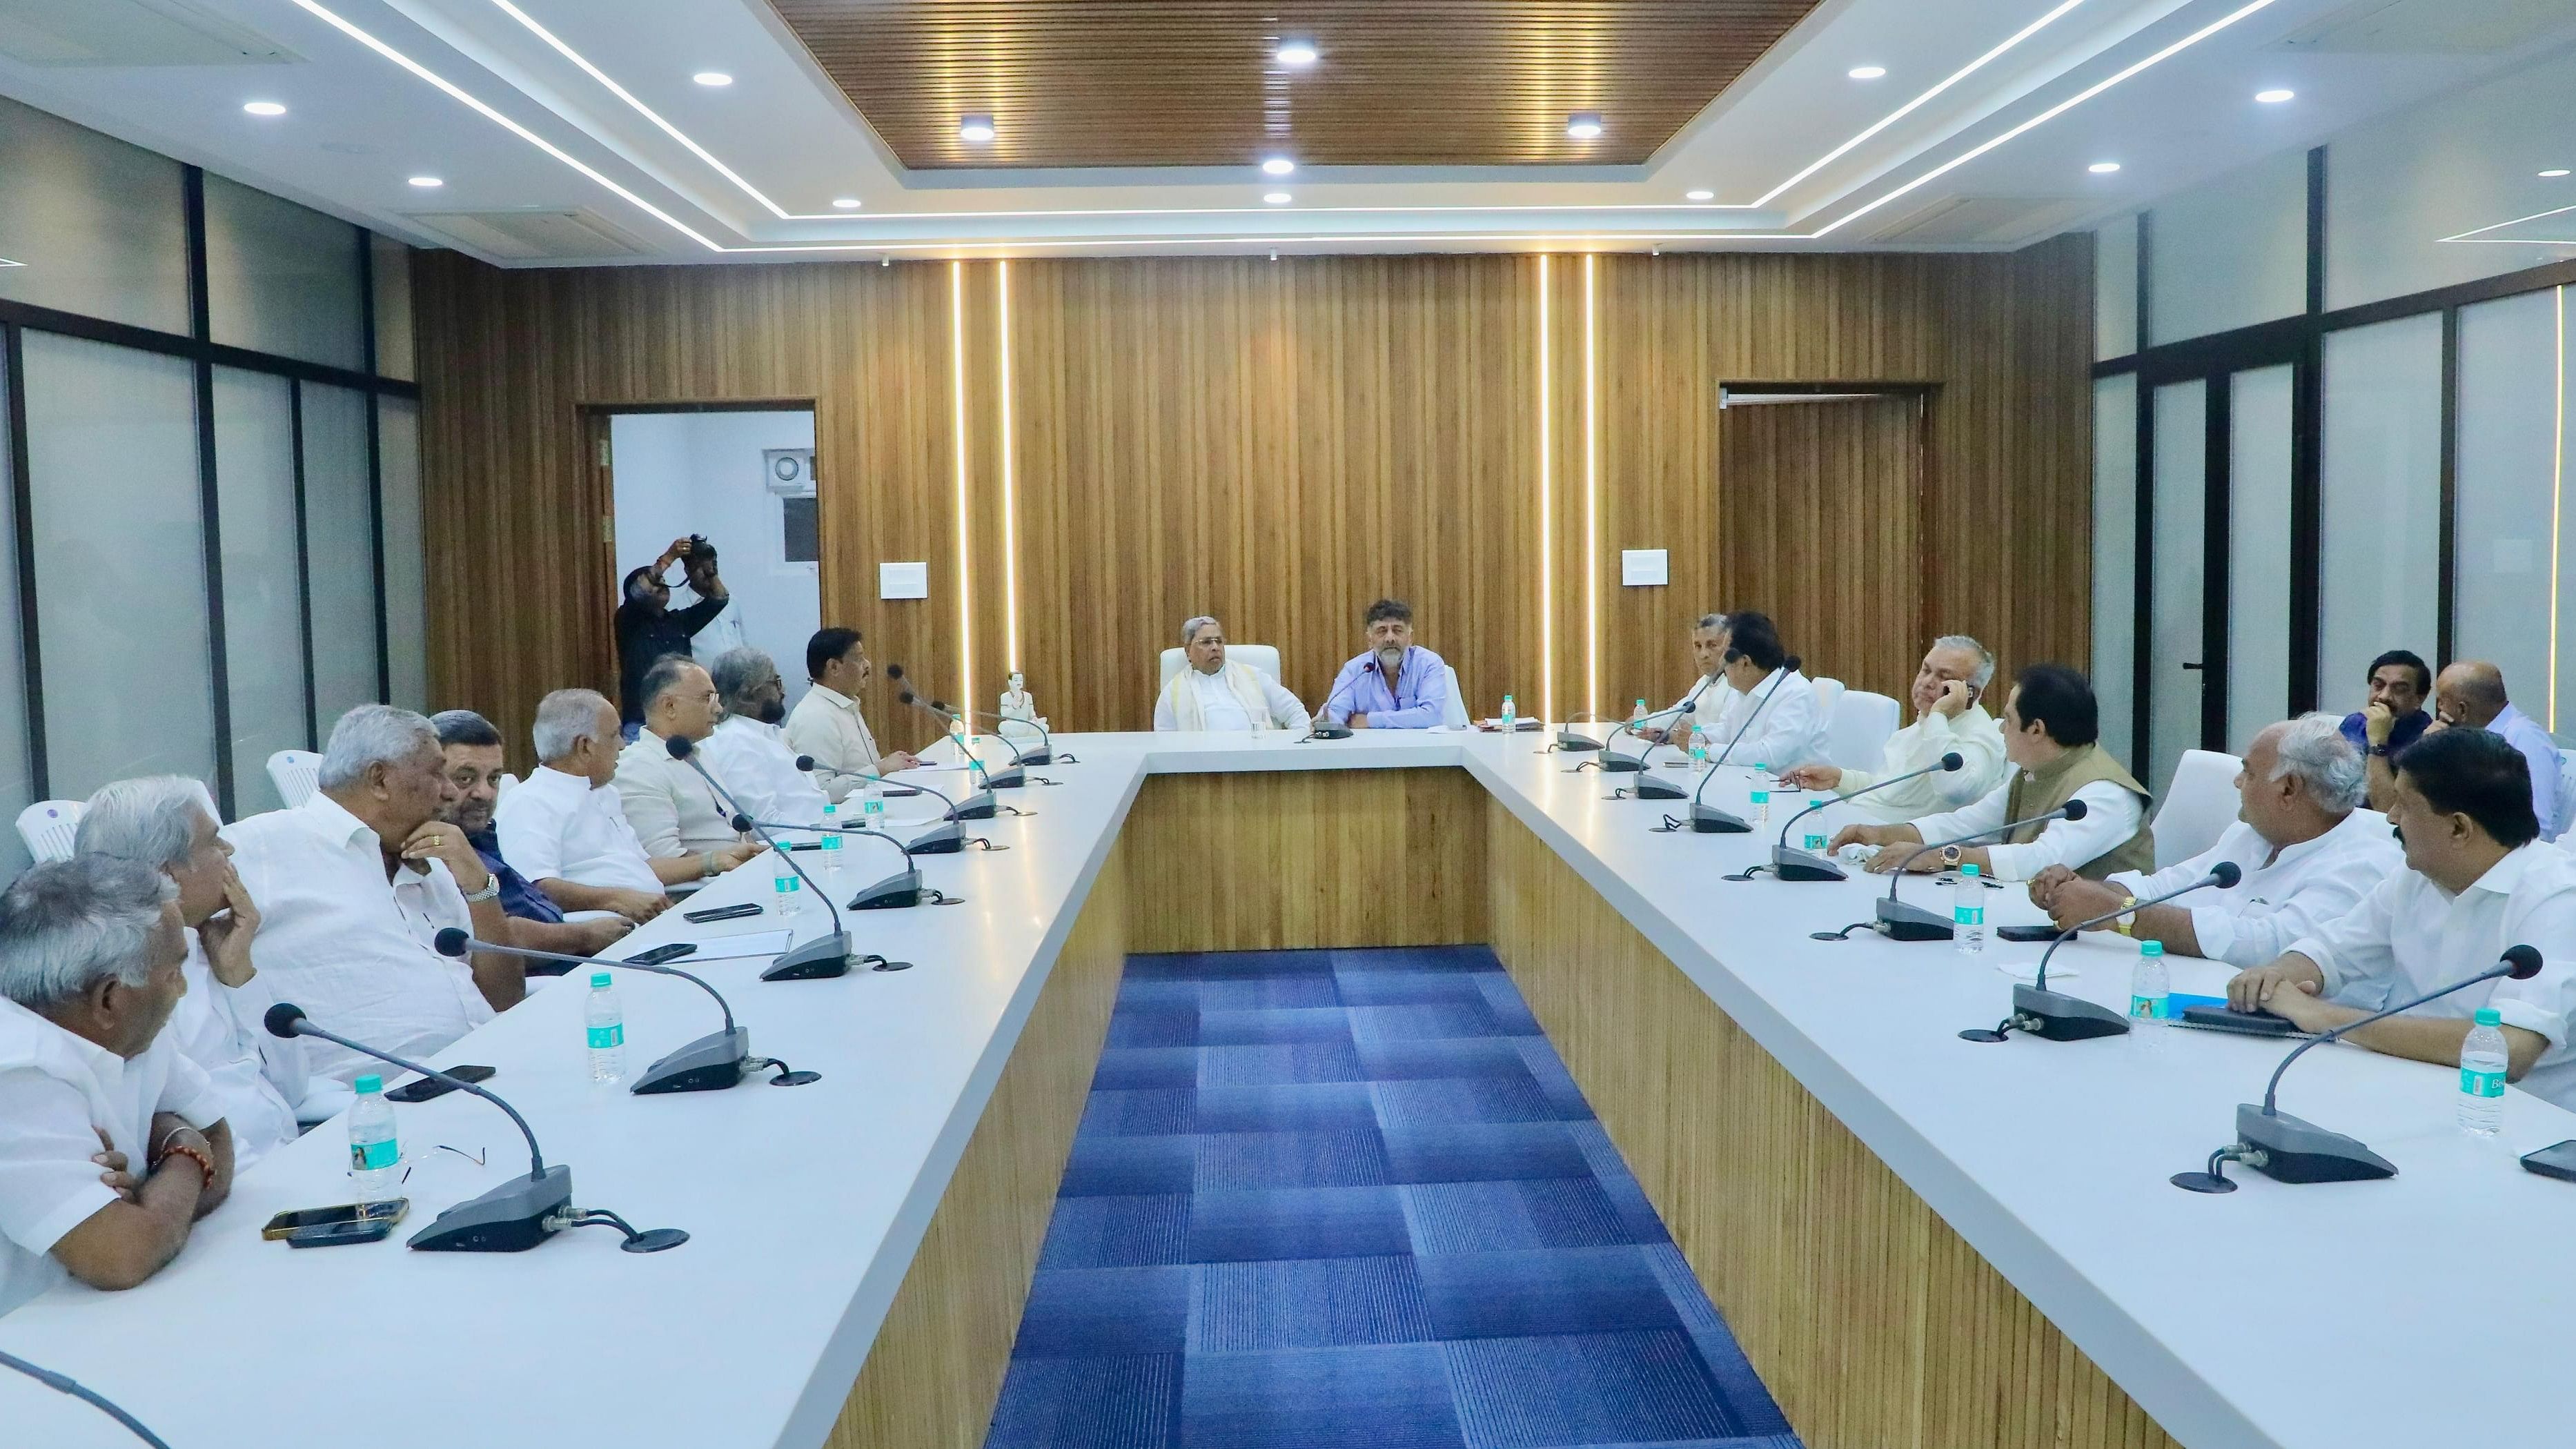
2209;860;2243;888
262;1002;306;1038
796;755;816;771
899;689;917;705
433;927;471;957
665;733;691;760
2061;798;2089;820
884;664;904;680
2505;944;2545;979
731;813;754;831
1938;751;1963;770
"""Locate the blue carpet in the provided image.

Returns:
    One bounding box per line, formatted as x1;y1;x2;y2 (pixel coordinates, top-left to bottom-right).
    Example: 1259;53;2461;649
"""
984;946;1802;1449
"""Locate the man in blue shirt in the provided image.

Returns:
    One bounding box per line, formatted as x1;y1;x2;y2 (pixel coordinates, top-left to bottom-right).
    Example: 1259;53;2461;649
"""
431;710;635;969
2428;662;2562;842
1320;598;1452;730
2342;649;2431;809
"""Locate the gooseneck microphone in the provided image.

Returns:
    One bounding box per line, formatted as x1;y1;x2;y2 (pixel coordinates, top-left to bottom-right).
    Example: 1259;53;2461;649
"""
1600;675;1724;778
731;812;940;909
1957;861;2242;1043
432;929;814;1091
667;734;852;982
262;1003;684;1253
1731;752;1966;882
0;1351;170;1448
1675;657;1804;831
2174;946;2546;1192
1302;660;1376;742
885;664;1024;787
1817;798;2091;941
962;706;1074;765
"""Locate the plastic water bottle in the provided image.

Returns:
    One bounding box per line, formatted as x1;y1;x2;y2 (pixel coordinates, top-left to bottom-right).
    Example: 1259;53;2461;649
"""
859;776;887;825
1629;698;1648;731
771;848;804;919
1500;694;1516;735
1689;724;1709;764
967;755;988;791
585;972;627;1085
2128;940;2170;1027
347;1075;400;1195
1753;762;1773;789
950;714;969;751
1749;788;1770;825
1951;862;1985;954
819;802;844;887
1800;810;1829;854
2459;1007;2509;1136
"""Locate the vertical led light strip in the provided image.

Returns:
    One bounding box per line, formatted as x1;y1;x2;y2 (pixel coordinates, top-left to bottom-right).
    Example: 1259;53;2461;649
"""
2554;285;2567;731
998;260;1020;676
1537;255;1553;725
1583;255;1600;722
950;260;975;736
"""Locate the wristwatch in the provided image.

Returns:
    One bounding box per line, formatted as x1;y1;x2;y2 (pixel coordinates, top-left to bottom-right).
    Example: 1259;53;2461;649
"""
700;849;722;879
2110;894;2139;936
461;874;500;904
1939;845;1962;868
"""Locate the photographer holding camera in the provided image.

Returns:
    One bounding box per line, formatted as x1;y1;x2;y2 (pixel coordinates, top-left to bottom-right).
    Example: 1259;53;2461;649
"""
613;535;731;739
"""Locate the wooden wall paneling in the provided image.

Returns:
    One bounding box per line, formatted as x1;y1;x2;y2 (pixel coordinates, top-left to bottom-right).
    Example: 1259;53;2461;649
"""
1119;767;1486;952
1597;254;1724;715
826;831;1128;1449
1484;798;2177;1449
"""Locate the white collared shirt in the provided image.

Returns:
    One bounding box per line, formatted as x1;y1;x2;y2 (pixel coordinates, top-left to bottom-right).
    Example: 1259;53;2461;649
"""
1152;665;1312;732
2106;810;2401;967
1907;777;2146;883
222;793;493;1084
0;998;226;1317
494;765;665;895
164;930;335;1168
700;716;832;828
2290;842;2576;1110
2487;704;2563;842
1835;706;2010;822
614;731;748;858
783;684;887;802
1703;669;1825;770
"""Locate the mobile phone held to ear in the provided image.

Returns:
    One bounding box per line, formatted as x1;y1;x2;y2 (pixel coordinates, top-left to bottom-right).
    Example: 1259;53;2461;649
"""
2520;1140;2576;1183
386;1064;495;1104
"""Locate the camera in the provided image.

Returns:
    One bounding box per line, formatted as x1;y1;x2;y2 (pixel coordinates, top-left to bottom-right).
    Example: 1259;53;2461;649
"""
685;533;717;569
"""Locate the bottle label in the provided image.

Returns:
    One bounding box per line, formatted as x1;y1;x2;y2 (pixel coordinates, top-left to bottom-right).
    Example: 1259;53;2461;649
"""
350;1136;397;1172
2129;994;2169;1021
2461;1066;2507;1098
1803;831;1827;851
775;876;799;894
820;835;840;850
863;798;885;816
1954;903;1984;927
588;1022;625;1050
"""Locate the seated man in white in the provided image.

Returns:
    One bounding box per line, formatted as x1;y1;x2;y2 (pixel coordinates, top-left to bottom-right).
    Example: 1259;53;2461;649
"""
1154;615;1311;731
617;657;765;865
1832;664;2152;883
2028;713;2401;966
1781;635;2007;820
75;776;347;1167
225;705;524;1082
1631;613;1729;745
1319;598;1451;731
785;627;917;802
499;689;754;918
2228;727;2576;1108
1695;610;1823;767
702;647;832;826
0;856;234;1316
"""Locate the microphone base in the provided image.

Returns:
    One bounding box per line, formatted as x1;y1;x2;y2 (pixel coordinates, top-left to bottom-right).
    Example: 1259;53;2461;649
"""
1874;896;1953;941
761;929;852;981
1304;725;1355;742
1770;846;1846;882
1689;804;1752;834
2006;984;2132;1041
1010;747;1051;767
889;818;965;855
1553;730;1602;751
1599;753;1648;773
409;1164;572;1253
1631;773;1688;800
952;789;1000;820
981;765;1028;790
847;867;927;910
2234;1103;2398;1184
631;1027;752;1094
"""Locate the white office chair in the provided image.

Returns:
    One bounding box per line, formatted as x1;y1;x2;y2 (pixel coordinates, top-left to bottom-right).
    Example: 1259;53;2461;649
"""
1809;676;1846;735
1441;664;1470;727
2555;749;2576;840
2151;749;2242;869
266;749;324;809
1824;691;1899;773
1158;644;1283;689
496;771;520;804
15;800;85;862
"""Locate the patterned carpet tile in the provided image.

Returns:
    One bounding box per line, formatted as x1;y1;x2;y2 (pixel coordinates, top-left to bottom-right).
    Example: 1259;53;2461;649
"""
1177;1343;1468;1449
1414;1246;1687;1341
1038;1192;1194;1271
984;1352;1181;1449
1191;1254;1436;1352
1188;1184;1413;1263
1444;1331;1738;1448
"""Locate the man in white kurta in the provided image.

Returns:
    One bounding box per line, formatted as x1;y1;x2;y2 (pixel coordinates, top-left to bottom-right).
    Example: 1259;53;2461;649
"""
1154;616;1311;731
1782;636;2007;821
705;647;832;826
1695;611;1823;769
785;627;916;801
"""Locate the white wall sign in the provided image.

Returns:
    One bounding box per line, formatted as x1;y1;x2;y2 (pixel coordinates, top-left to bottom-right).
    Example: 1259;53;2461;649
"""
879;561;930;599
1620;549;1669;586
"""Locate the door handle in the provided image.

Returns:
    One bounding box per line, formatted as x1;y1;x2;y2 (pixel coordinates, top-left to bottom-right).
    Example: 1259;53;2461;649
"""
2180;662;2205;671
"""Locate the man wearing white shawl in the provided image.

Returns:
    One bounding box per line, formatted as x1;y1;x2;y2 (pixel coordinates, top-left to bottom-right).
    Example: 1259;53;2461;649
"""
1154;616;1311;732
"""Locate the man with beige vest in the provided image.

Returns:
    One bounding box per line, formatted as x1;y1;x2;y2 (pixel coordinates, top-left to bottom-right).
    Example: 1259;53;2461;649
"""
1829;664;2152;882
1153;615;1311;732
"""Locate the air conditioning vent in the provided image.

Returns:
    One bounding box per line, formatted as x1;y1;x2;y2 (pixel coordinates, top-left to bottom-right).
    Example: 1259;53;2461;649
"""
0;0;297;66
764;448;817;497
404;208;653;262
2274;0;2575;53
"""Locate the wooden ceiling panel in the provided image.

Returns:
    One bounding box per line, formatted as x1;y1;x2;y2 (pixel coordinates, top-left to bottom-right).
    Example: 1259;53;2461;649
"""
765;1;1825;168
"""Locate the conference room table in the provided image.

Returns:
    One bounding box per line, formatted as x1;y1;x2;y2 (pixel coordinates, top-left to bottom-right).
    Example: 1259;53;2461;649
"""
6;727;2573;1449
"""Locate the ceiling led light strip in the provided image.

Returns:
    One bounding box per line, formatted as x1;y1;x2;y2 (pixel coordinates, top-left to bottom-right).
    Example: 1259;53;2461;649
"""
2439;202;2576;244
285;0;723;250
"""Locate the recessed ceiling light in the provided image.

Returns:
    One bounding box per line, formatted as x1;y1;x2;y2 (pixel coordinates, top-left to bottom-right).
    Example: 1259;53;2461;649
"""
1276;38;1318;67
2087;161;2121;174
1684;188;1714;201
1566;111;1603;139
1261;156;1295;175
407;175;444;188
1264;191;1292;204
2541;169;2572;179
2254;88;2294;103
243;101;286;117
960;113;996;143
1847;65;1887;79
693;72;732;87
832;197;863;208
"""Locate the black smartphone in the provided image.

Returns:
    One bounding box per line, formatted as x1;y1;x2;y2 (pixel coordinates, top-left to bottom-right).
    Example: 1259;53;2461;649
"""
385;1065;495;1104
2177;1003;2301;1036
683;901;763;924
287;1219;397;1249
263;1199;408;1241
2520;1140;2576;1183
1996;925;2061;943
624;942;699;966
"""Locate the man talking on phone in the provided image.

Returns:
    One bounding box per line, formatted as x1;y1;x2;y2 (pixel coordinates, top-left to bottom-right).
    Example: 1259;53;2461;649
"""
1781;635;2006;822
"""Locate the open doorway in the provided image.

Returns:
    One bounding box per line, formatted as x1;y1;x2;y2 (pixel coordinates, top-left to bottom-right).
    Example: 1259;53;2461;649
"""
602;405;822;716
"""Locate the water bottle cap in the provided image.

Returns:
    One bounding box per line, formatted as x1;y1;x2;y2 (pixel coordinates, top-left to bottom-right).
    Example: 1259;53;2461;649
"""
354;1074;382;1095
1959;862;1978;878
591;972;613;988
1754;763;1769;772
2475;1007;2502;1027
2139;940;2161;956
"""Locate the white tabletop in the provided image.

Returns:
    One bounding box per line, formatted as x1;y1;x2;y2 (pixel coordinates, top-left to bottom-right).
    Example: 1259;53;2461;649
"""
5;727;2568;1448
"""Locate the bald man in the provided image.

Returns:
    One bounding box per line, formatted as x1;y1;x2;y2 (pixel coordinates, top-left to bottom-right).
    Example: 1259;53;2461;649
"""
2430;662;2561;842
